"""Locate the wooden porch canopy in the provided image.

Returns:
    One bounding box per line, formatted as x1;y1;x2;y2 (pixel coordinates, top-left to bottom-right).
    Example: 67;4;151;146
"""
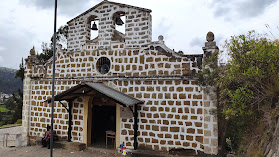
46;82;142;149
47;82;143;107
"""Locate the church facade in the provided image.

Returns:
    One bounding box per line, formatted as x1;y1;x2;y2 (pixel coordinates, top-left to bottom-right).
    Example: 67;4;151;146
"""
22;0;219;155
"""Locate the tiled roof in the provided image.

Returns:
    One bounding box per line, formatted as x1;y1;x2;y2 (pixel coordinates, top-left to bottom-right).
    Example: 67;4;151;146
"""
67;0;152;24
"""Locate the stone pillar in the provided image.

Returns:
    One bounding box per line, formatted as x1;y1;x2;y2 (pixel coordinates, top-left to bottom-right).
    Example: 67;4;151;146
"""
22;47;37;146
22;77;32;146
202;32;219;155
16;134;22;147
203;87;218;155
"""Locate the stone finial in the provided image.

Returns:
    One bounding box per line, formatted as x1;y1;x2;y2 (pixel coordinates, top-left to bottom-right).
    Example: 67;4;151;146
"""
158;35;164;41
158;35;164;44
203;31;218;58
206;32;214;42
30;47;35;56
57;44;62;51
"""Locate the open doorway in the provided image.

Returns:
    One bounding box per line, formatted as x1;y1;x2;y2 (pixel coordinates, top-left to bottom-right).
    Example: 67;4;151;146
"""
91;104;116;148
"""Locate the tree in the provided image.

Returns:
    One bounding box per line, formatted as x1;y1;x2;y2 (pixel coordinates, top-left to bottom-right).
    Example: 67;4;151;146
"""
0;89;23;126
198;31;279;156
11;89;23;122
15;58;24;81
36;42;53;63
36;25;68;63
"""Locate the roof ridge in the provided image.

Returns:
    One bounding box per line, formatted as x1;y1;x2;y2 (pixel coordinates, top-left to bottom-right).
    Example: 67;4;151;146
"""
67;0;151;24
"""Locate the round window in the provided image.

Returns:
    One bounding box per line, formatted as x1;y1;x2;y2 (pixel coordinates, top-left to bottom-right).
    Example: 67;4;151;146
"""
96;57;111;74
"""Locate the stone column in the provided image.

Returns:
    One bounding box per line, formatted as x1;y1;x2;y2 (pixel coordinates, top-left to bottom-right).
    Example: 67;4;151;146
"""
203;87;218;155
202;32;219;155
16;134;22;147
22;48;37;146
22;77;32;146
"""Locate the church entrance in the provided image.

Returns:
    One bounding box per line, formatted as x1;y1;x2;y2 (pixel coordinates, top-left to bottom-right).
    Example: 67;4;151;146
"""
91;104;116;148
90;97;117;148
48;82;142;149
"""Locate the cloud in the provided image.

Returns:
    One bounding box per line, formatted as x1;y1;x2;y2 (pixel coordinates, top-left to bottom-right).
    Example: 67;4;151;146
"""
152;18;172;41
0;17;35;69
19;0;98;17
0;46;6;51
210;0;278;20
190;37;204;47
0;56;3;64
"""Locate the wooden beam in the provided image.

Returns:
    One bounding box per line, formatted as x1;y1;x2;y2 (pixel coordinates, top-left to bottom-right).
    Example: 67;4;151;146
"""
66;94;101;97
59;101;69;112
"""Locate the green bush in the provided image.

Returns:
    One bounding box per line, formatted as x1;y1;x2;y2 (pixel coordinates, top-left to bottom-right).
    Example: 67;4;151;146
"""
15;119;22;124
198;31;279;156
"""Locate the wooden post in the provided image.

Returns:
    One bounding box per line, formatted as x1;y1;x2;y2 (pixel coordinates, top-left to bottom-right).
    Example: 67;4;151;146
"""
68;101;72;142
134;104;138;150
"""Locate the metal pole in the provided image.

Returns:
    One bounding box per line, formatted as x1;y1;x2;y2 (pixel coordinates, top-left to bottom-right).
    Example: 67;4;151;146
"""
50;0;57;156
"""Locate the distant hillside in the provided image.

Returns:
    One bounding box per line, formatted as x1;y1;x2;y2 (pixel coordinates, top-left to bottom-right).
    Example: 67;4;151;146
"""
0;67;22;94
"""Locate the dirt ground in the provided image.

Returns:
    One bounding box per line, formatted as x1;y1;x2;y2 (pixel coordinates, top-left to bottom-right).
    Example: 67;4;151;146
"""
0;146;115;157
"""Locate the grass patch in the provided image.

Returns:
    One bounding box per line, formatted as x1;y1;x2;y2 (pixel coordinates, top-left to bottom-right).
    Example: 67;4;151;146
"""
14;119;22;124
0;106;8;112
1;123;19;127
0;119;22;128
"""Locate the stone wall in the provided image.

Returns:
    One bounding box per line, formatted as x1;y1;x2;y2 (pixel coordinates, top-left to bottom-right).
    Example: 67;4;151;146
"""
22;79;81;144
25;44;197;79
22;78;217;153
67;1;152;52
71;97;85;142
115;79;205;152
23;43;217;153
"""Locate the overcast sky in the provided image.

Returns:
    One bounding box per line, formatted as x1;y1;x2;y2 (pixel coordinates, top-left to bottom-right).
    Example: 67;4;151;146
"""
0;0;279;69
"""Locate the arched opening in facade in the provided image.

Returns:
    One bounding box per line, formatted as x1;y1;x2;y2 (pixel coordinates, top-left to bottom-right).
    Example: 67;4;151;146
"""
87;15;99;42
112;11;126;42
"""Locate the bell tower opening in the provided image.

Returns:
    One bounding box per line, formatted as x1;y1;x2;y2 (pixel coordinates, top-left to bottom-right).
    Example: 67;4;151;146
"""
87;15;99;42
112;11;125;42
90;20;99;40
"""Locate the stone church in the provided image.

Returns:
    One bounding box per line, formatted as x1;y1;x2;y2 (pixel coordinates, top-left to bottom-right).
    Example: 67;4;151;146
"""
22;0;219;155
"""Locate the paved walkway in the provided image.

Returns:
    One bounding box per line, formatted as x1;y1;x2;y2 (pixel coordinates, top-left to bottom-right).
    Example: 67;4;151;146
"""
0;146;115;157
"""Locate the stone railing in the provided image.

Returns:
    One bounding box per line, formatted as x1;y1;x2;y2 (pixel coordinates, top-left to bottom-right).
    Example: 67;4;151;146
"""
0;125;23;147
0;133;22;147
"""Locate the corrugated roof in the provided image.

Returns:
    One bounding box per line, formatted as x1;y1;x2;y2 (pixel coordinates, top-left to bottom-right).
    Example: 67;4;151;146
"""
68;0;152;24
47;82;143;107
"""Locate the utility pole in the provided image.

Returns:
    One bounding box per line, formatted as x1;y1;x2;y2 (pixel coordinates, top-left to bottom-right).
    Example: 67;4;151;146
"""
50;0;57;156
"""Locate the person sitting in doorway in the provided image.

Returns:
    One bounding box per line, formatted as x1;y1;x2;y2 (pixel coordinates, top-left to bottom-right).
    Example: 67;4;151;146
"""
42;126;58;149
